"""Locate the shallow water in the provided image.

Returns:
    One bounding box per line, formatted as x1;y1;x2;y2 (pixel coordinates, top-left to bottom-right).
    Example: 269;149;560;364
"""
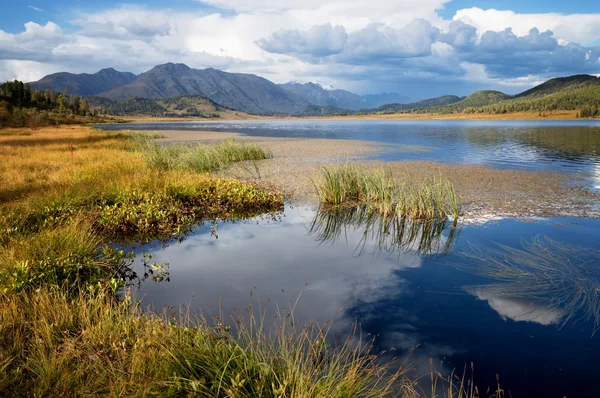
101;120;600;395
98;120;600;189
130;206;600;397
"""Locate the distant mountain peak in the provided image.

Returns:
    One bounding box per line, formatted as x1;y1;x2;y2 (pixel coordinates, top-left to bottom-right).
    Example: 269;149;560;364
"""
286;80;335;91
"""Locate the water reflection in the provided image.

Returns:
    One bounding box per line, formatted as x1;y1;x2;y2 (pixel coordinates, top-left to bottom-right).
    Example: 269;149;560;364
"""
309;205;460;257
466;285;564;326
458;235;600;334
127;208;600;396
97;120;600;188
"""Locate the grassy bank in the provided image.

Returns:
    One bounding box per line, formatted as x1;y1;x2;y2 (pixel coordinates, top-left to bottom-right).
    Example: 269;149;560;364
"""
0;126;282;292
0;288;414;396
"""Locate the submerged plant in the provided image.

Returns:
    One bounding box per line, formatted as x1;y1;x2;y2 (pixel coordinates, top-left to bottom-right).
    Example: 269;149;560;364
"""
458;235;600;334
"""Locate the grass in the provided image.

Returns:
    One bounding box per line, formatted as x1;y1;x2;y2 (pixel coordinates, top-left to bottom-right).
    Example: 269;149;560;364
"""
458;235;600;335
313;164;460;221
0;125;501;397
0;288;416;397
0;125;283;292
133;134;272;172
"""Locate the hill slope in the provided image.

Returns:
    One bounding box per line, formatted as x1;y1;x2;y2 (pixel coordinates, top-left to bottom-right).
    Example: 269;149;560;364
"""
279;82;368;110
29;68;137;96
98;63;309;114
454;90;511;107
515;75;600;99
87;94;249;118
375;95;463;112
361;93;419;108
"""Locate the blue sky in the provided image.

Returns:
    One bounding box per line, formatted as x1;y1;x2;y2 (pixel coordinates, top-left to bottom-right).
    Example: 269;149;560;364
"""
1;0;600;96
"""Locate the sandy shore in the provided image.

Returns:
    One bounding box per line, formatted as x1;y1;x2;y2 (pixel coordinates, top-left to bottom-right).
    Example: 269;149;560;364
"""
155;129;600;221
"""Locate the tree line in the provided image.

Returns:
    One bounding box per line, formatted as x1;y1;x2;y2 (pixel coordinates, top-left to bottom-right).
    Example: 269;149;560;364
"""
1;80;91;116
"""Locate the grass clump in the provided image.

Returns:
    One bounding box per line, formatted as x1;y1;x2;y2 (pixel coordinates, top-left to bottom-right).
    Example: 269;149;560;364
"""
313;164;460;221
134;135;272;172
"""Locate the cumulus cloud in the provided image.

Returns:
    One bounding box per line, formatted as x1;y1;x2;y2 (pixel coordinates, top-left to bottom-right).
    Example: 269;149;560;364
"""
2;1;600;94
259;19;440;64
257;24;347;57
258;18;600;81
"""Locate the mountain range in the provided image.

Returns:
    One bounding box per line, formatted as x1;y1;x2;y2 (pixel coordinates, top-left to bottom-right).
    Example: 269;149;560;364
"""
28;63;414;114
26;64;600;117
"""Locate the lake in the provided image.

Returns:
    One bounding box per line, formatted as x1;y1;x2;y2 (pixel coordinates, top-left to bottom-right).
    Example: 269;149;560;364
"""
98;120;600;190
99;120;600;396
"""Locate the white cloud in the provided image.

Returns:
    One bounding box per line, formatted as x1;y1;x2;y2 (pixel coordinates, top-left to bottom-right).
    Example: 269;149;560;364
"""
1;2;600;94
454;7;600;46
28;5;43;12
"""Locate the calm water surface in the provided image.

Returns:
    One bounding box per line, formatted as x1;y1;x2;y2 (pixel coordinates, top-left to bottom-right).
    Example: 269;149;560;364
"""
99;121;600;396
130;207;600;397
98;120;600;189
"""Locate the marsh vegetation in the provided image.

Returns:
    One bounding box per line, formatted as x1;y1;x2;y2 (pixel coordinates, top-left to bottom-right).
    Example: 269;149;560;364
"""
313;164;460;221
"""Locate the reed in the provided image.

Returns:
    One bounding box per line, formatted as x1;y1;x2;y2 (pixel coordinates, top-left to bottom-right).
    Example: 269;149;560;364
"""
313;164;460;221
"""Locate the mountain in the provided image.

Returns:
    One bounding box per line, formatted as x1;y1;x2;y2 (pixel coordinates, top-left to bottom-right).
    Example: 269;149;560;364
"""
294;104;354;117
375;95;463;112
88;94;249;118
369;74;600;116
361;93;419;108
279;82;367;110
98;63;309;114
29;68;137;96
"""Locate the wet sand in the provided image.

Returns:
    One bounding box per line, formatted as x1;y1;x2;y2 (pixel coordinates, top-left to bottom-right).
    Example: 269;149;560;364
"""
155;130;600;221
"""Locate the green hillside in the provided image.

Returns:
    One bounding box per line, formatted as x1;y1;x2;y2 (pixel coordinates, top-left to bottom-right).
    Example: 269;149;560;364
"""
369;74;600;118
515;75;600;99
454;90;511;107
376;95;462;112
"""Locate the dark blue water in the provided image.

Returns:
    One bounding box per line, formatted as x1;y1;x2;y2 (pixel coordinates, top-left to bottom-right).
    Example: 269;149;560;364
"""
98;120;600;189
130;206;600;398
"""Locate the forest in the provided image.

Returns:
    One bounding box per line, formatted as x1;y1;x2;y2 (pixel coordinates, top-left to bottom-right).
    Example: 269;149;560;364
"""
0;80;97;127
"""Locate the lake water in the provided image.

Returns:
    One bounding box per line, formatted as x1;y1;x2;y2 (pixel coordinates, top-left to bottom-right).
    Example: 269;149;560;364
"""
99;121;600;396
98;120;600;190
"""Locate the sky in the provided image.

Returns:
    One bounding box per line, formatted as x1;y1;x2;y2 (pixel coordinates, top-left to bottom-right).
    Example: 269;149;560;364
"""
1;0;600;97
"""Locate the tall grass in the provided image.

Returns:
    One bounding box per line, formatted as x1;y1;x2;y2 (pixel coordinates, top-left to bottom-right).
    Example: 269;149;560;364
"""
313;164;460;221
134;135;272;172
0;287;415;397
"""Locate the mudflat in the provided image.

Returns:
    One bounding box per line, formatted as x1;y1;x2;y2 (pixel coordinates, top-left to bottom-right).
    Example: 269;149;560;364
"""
155;129;600;221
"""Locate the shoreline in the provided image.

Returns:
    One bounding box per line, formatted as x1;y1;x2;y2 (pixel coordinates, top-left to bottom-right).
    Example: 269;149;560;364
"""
120;110;593;123
154;129;600;222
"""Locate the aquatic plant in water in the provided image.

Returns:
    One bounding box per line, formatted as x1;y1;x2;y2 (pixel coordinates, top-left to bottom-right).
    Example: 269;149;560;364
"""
458;235;600;334
313;164;460;221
